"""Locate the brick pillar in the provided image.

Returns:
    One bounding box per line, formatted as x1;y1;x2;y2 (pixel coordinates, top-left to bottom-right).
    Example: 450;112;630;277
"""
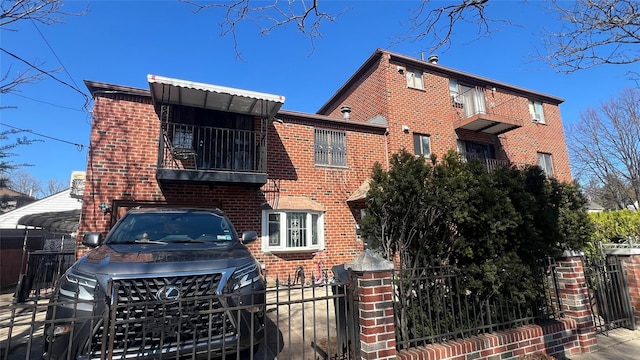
346;249;396;360
606;249;640;328
556;252;597;353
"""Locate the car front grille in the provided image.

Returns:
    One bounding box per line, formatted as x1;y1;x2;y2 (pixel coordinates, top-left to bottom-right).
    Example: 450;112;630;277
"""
90;273;237;358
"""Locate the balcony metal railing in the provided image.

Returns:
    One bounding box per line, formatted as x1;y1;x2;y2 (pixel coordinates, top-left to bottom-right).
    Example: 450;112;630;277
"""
462;152;511;172
452;87;524;135
160;123;266;173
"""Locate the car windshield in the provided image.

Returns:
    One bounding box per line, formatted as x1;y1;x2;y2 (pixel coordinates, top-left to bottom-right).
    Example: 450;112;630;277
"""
107;212;237;244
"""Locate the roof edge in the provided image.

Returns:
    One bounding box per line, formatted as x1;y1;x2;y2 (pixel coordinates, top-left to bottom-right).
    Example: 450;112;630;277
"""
84;80;150;98
317;48;564;114
277;109;387;131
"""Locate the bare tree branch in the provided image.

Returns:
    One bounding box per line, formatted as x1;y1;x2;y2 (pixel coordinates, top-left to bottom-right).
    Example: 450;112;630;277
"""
542;0;640;73
0;0;66;28
1;0;88;102
182;0;345;59
0;63;45;95
394;0;515;53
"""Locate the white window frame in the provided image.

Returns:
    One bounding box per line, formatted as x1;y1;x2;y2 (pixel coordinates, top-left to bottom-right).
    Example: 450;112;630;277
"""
529;100;546;124
261;210;325;252
413;133;431;157
314;128;346;167
537;152;554;178
406;68;424;90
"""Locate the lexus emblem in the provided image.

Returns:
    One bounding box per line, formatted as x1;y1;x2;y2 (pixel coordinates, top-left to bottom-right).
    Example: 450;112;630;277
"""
156;286;180;302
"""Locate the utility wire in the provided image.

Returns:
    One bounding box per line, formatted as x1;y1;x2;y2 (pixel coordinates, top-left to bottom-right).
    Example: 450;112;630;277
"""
24;7;83;95
0;122;88;151
0;48;91;110
9;93;86;112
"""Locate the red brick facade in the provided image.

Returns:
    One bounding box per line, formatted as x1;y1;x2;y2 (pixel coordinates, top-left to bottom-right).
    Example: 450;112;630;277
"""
77;49;573;281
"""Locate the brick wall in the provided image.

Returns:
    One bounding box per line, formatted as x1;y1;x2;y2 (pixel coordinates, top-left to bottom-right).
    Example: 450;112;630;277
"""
320;51;572;183
397;320;581;360
77;91;388;281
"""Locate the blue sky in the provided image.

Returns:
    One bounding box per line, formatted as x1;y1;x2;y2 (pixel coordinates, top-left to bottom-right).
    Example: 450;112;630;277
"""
1;0;636;192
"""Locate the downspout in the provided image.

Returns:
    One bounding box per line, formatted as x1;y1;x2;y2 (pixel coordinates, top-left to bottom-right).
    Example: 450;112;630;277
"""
385;128;390;171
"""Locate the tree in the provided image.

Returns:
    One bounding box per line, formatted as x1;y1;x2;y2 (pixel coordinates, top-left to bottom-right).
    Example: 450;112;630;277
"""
183;0;640;74
1;0;87;100
362;149;592;342
568;87;640;210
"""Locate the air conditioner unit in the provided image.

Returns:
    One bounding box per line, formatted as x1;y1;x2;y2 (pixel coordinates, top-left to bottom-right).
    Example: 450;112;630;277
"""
451;95;464;107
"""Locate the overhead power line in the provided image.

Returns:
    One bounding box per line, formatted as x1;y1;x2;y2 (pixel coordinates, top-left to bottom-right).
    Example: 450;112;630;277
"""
9;93;86;112
0;122;88;151
0;48;91;110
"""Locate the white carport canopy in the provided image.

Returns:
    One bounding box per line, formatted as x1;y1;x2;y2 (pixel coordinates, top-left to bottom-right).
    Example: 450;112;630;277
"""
147;74;285;118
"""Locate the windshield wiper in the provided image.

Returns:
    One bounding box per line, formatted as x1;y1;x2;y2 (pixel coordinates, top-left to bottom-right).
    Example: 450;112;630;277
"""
133;239;167;245
169;239;209;244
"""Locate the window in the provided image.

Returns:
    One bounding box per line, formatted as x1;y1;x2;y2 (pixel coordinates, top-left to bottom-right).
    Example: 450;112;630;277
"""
538;152;554;178
172;126;193;149
529;100;546;124
315;129;346;167
413;133;431;157
406;68;424;90
449;79;463;106
263;211;324;252
450;79;485;116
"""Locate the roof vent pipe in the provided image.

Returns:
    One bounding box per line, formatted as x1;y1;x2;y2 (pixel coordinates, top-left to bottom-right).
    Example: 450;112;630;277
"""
428;55;439;64
341;105;352;120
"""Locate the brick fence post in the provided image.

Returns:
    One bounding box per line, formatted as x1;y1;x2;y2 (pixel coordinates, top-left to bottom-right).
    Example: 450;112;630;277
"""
346;249;396;360
556;251;597;353
604;248;640;329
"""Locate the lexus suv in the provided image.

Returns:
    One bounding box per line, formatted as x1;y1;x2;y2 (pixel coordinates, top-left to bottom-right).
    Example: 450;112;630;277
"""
43;208;266;360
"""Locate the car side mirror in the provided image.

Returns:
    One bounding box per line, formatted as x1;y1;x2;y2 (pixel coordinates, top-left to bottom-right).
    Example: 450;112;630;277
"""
82;232;103;248
241;231;258;244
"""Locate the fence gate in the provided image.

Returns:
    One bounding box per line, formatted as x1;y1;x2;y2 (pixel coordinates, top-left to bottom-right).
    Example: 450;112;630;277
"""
584;255;635;334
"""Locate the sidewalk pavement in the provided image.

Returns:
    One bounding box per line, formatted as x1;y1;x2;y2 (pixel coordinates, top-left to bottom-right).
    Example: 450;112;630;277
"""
567;328;640;360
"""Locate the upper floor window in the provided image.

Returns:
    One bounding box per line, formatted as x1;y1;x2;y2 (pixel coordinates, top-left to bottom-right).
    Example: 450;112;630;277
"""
413;133;431;157
529;100;546;124
449;79;463;106
537;152;554;178
406;68;424;90
315;129;346;167
263;211;324;252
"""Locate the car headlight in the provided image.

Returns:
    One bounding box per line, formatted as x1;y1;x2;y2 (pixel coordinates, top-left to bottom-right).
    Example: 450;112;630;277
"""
230;262;263;291
59;268;97;301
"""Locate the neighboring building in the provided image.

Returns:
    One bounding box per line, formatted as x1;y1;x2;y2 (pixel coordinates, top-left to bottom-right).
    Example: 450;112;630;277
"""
0;188;82;288
0;187;36;213
77;49;572;280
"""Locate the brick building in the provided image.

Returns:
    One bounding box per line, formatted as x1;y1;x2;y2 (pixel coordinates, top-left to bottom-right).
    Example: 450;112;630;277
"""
77;49;571;280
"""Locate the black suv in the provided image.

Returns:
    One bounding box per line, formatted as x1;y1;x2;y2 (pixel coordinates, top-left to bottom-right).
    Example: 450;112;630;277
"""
43;208;266;360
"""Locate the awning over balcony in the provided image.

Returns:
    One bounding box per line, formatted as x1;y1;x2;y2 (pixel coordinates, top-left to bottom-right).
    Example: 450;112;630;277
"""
454;113;523;135
148;74;285;118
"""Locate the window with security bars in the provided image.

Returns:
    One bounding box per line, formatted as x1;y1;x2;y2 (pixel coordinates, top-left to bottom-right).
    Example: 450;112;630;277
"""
263;211;324;251
314;129;346;167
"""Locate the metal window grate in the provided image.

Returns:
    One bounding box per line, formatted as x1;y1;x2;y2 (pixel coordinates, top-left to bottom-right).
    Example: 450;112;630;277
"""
314;129;346;167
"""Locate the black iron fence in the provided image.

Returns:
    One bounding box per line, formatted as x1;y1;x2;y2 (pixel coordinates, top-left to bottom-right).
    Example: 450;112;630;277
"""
392;260;563;350
160;123;267;173
14;251;75;303
584;255;636;334
1;270;358;360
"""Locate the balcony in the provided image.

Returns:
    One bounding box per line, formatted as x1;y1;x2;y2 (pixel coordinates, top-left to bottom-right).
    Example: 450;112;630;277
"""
147;74;285;186
452;87;523;135
462;152;511;173
157;122;267;186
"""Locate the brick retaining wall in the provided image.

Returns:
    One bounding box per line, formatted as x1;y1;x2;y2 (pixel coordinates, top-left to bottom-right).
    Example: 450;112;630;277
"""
397;319;580;360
